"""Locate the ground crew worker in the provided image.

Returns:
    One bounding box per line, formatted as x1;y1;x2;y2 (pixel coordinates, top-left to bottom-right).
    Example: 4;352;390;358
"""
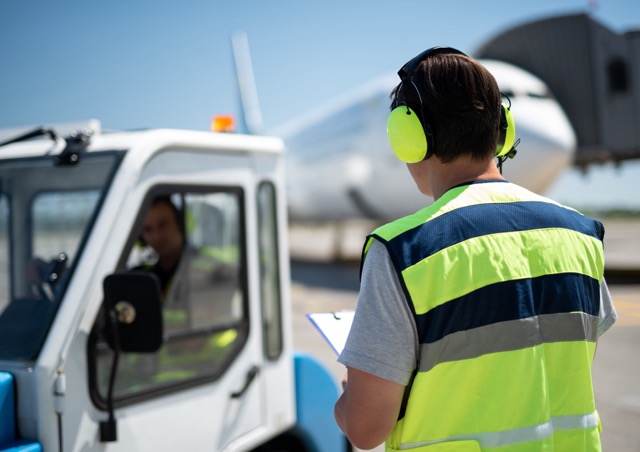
136;195;186;300
334;47;617;451
134;194;239;325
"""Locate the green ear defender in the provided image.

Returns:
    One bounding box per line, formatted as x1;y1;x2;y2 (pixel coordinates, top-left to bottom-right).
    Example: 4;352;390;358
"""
496;104;516;158
386;105;428;163
387;102;516;163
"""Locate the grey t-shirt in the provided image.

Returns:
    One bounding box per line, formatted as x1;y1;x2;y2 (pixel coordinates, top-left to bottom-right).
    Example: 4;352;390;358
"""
338;238;618;386
338;239;417;385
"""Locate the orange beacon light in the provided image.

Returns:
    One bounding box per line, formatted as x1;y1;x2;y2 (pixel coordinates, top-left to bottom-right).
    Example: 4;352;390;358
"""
211;115;235;133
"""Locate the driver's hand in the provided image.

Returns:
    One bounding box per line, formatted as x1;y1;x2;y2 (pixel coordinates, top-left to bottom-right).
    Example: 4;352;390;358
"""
26;257;48;286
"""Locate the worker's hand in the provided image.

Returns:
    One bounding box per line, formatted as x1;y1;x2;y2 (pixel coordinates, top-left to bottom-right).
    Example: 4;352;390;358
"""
26;257;47;284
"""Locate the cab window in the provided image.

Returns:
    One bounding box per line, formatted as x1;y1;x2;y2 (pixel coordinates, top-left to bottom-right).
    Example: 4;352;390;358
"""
90;188;247;405
257;182;283;360
0;196;8;311
31;191;100;300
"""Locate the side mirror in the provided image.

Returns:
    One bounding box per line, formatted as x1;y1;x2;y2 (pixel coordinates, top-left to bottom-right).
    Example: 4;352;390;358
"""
103;271;163;353
100;271;163;442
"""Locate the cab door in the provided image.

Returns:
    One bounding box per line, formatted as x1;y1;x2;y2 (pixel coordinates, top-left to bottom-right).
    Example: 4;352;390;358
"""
88;187;265;450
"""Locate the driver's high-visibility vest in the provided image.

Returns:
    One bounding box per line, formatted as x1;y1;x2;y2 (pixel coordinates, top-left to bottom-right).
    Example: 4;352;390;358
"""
363;180;605;452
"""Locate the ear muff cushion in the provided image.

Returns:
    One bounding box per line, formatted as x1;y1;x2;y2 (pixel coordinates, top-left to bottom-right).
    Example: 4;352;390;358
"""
387;106;428;163
496;105;516;157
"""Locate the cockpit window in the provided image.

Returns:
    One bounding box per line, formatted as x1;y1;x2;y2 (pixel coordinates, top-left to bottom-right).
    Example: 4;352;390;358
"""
501;89;552;100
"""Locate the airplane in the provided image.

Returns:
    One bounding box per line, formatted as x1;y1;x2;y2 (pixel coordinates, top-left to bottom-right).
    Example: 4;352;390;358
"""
231;33;577;224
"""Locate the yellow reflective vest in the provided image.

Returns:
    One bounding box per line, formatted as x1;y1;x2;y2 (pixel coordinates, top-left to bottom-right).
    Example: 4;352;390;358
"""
363;181;605;451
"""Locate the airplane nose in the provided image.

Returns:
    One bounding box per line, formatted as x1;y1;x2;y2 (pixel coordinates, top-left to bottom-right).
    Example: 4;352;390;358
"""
513;98;576;158
505;98;577;193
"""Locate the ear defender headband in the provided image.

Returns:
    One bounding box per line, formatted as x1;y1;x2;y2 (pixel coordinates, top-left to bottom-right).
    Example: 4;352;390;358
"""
386;46;518;164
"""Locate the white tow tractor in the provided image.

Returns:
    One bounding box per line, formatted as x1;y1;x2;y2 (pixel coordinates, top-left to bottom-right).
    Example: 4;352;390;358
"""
0;120;346;452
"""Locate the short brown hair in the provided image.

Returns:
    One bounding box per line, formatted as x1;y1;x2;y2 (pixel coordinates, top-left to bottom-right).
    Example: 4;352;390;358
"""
390;52;502;163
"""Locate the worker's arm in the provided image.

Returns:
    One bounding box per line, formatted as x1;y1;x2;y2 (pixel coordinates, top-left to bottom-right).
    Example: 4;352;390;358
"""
334;366;406;450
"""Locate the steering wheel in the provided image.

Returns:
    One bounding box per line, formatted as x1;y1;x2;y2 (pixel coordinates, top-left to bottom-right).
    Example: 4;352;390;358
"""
29;253;68;301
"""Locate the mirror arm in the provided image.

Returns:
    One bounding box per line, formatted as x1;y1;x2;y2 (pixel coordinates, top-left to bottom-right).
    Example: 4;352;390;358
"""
100;309;121;442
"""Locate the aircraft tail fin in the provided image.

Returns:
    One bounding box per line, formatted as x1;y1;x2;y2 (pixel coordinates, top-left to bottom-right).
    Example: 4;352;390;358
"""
231;31;264;135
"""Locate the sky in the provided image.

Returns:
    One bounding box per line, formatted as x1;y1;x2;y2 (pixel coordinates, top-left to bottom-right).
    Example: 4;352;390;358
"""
1;0;639;210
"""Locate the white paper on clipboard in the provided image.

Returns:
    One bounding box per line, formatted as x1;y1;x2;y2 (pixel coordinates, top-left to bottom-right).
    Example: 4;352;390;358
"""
306;310;355;355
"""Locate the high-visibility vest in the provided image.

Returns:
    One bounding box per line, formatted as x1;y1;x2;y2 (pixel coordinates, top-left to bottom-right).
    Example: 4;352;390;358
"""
363;181;605;452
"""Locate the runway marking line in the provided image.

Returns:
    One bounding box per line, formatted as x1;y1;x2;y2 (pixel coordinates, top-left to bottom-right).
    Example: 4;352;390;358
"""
612;298;640;327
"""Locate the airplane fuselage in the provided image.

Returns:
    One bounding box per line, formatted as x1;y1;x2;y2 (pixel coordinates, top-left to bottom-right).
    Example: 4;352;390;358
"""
278;60;576;222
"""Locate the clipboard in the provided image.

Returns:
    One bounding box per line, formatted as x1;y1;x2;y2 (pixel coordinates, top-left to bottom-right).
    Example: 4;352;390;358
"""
306;310;355;355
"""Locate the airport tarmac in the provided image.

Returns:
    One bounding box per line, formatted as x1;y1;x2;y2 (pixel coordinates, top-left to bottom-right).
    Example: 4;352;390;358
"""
288;218;640;451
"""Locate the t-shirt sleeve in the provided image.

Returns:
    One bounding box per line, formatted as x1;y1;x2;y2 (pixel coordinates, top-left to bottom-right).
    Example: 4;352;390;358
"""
598;277;617;336
337;239;417;386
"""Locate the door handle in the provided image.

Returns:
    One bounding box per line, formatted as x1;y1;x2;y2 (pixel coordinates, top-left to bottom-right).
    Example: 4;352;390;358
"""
230;365;260;399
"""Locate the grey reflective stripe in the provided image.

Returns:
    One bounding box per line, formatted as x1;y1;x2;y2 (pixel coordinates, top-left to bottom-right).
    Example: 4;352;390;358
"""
419;313;598;373
400;412;599;450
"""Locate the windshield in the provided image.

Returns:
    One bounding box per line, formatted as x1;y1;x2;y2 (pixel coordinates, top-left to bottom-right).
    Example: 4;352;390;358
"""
0;152;121;361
